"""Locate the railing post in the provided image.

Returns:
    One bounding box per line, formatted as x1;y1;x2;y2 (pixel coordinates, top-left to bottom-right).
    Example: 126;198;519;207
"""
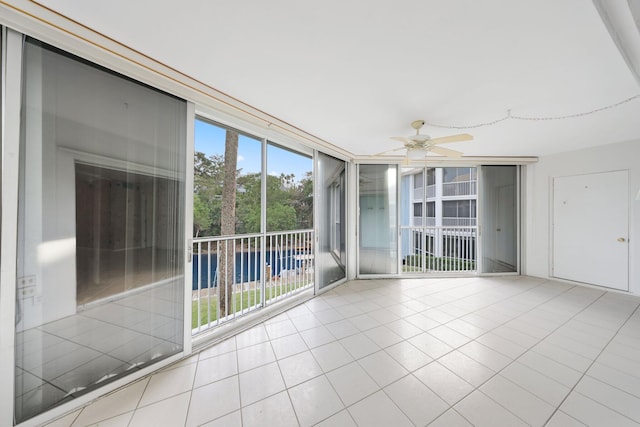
261;235;267;308
206;241;211;327
196;241;202;332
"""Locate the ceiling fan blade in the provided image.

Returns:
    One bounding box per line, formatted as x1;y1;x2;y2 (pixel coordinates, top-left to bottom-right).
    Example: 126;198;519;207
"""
373;146;406;156
430;146;463;157
429;133;473;145
390;136;411;143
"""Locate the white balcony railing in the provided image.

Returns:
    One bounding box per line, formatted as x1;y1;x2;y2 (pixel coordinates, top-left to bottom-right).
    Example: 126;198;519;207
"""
413;186;423;200
401;225;477;273
412;217;474;227
442;180;477;197
426;184;436;198
412;216;436;227
192;229;314;334
442;217;477;226
413;185;436;200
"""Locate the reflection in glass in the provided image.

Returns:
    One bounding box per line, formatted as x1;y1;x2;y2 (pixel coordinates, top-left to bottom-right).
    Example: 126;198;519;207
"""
15;39;185;423
358;164;397;274
317;153;346;288
75;164;181;305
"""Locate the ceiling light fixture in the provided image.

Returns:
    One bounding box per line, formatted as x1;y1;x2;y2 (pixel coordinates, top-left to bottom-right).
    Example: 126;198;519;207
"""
406;148;430;159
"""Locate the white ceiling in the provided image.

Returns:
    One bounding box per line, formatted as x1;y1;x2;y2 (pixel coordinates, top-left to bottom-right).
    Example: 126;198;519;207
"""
38;0;640;158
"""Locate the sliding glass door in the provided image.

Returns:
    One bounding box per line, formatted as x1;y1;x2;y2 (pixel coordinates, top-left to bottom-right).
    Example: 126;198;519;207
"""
479;166;519;273
316;153;347;289
372;163;519;276
400;167;477;274
358;164;398;275
14;37;186;423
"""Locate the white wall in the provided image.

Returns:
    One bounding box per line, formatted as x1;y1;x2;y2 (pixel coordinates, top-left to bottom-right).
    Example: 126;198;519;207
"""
524;139;640;294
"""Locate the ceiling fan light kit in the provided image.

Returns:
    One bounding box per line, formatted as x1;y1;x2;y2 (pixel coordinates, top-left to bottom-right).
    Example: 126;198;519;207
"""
381;120;473;160
407;148;430;159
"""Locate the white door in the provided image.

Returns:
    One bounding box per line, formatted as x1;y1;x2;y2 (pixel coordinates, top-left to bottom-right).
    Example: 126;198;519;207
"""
553;170;629;290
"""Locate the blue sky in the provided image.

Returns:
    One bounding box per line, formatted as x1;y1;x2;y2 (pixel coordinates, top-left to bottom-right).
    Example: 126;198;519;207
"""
195;120;312;181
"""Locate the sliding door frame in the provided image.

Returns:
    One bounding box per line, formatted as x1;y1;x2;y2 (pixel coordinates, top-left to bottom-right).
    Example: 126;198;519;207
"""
477;165;521;276
1;27;22;427
354;161;522;279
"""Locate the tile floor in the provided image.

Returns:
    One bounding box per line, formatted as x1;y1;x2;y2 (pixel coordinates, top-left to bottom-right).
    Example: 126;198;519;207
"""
45;276;640;426
15;279;183;423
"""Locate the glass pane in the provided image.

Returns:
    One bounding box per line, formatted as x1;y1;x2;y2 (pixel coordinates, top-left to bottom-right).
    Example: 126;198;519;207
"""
481;165;518;273
266;143;313;232
15;39;186;423
317;153;346;289
426;168;435;186
359;164;397;274
413;172;423;188
459;200;470;217
444;167;471;183
443;201;457;217
401;166;477;273
426;202;435;217
194;119;262;236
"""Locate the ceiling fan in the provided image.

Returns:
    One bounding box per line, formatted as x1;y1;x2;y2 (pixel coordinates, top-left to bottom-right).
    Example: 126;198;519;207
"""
378;120;473;159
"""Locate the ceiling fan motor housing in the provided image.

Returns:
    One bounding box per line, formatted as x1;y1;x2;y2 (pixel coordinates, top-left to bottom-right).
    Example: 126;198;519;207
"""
411;120;426;130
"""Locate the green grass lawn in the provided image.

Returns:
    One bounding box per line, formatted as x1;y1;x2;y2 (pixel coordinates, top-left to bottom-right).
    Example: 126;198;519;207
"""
192;282;310;329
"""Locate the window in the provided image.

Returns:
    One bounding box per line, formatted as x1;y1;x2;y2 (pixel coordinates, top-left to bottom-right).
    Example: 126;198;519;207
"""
443;167;476;183
413;202;423;217
426;201;435;218
194;119;262;236
426;168;436;186
15;38;186;423
413;171;424;188
266;143;313;232
443;200;477;218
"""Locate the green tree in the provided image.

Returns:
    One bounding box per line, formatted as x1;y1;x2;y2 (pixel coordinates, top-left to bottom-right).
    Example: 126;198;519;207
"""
193;193;212;237
267;203;298;231
193;150;314;235
291;172;313;229
235;172;261;233
193;151;224;236
236;173;306;232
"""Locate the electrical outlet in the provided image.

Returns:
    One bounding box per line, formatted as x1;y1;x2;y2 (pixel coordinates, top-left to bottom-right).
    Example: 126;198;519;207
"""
18;275;36;288
17;276;37;300
18;287;37;299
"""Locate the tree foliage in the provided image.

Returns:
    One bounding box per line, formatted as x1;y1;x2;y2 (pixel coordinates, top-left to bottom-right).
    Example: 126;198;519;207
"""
192;151;313;237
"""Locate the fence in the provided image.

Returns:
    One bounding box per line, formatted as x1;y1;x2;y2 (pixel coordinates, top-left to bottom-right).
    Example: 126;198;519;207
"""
401;225;477;273
192;229;314;333
442;180;477;197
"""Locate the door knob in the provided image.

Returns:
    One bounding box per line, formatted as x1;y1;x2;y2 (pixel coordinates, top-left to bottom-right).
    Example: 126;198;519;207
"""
617;237;626;243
